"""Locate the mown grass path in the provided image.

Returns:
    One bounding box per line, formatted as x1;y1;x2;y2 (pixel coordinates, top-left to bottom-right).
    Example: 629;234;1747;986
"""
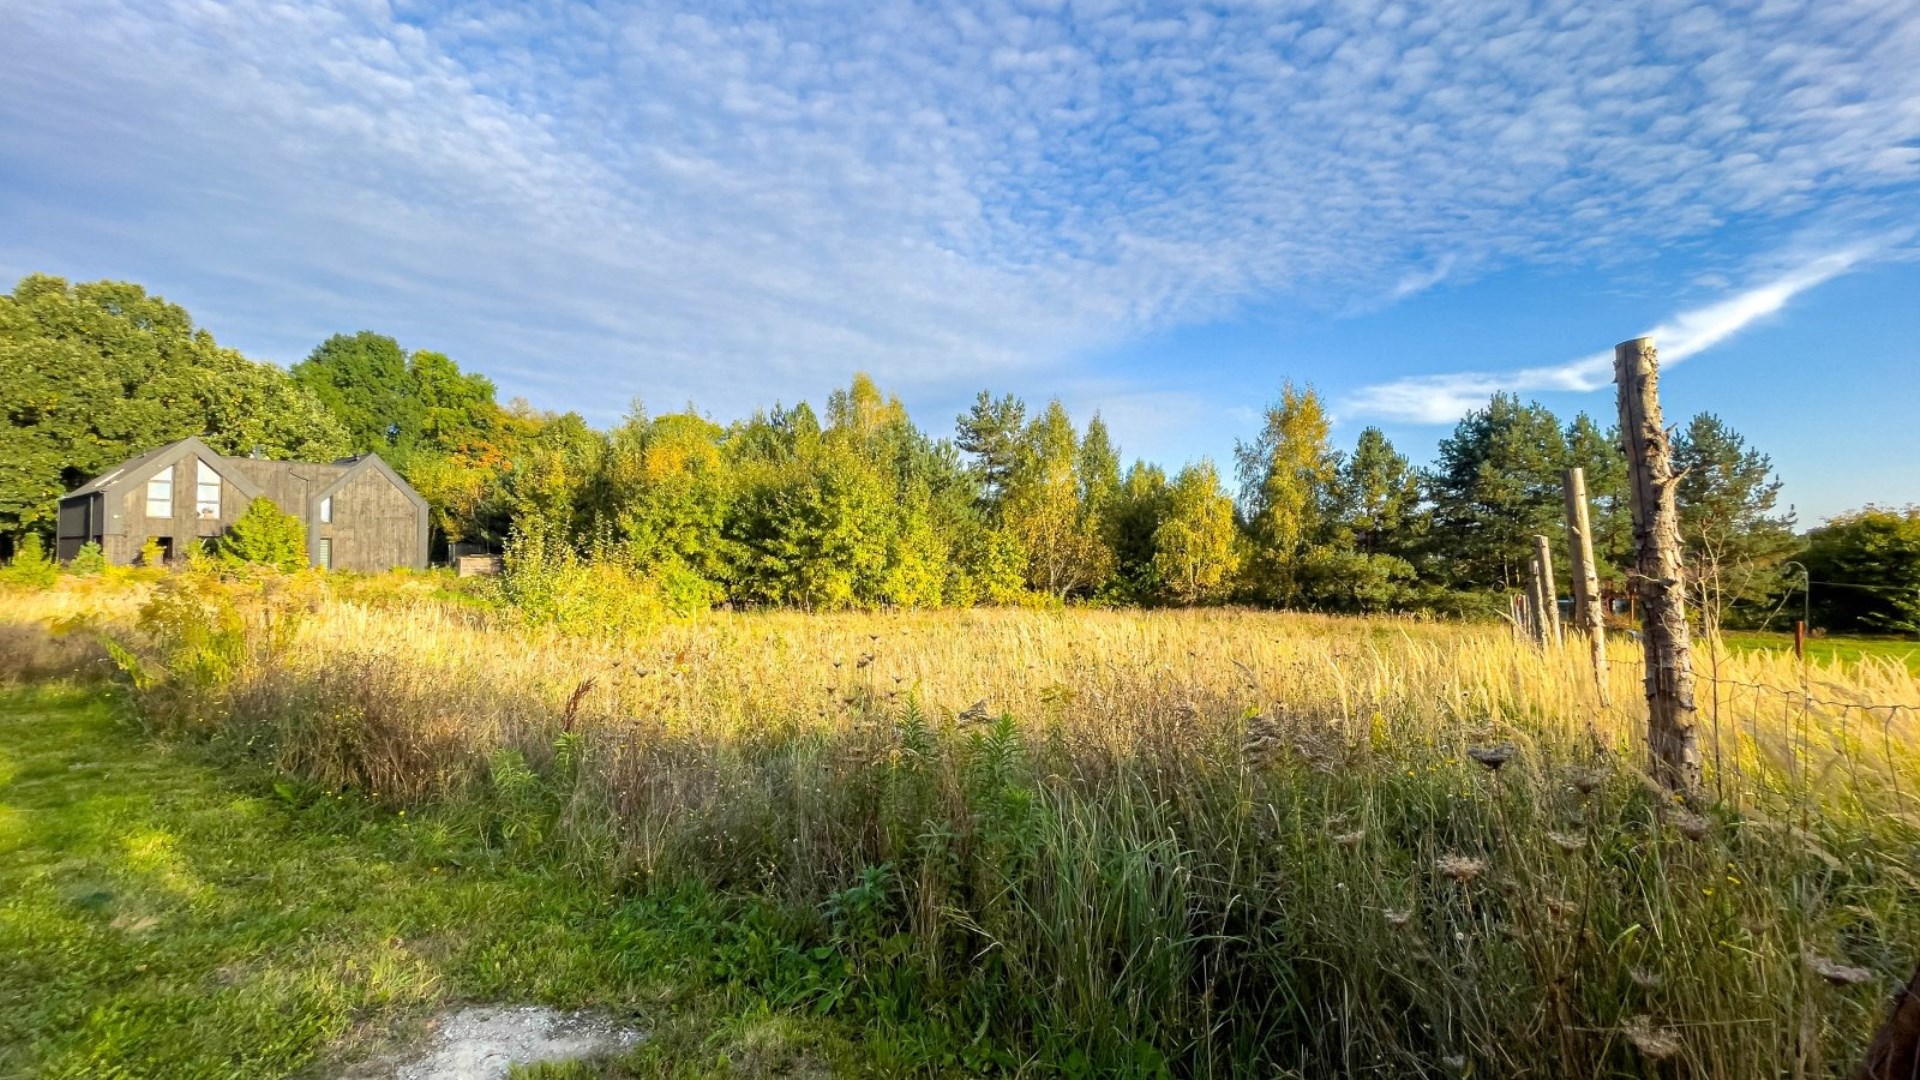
0;686;845;1080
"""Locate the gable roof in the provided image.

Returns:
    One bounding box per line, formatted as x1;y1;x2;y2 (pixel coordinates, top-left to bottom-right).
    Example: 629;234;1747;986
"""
62;437;262;503
314;453;430;517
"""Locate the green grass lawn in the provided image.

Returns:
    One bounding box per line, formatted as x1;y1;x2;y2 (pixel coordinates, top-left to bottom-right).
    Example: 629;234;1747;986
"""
1716;630;1920;674
0;685;856;1079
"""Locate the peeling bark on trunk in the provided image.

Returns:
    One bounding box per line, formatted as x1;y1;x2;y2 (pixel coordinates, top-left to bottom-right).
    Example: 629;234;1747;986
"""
1614;337;1701;794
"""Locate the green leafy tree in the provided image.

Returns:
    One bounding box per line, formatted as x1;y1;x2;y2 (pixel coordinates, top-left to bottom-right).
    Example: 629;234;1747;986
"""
598;407;734;586
1672;413;1797;629
1151;461;1239;605
882;483;949;608
952;523;1028;605
1003;401;1112;598
290;332;423;460
1077;412;1122;526
0;274;346;542
215;498;308;572
1106;462;1171;601
1800;508;1920;635
501;411;606;545
728;440;893;609
1235;383;1339;605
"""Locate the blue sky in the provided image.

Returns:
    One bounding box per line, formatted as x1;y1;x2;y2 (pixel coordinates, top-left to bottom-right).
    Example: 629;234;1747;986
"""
3;0;1917;521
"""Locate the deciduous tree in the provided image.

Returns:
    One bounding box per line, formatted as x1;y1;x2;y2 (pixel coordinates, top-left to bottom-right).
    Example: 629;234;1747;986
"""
1152;461;1238;605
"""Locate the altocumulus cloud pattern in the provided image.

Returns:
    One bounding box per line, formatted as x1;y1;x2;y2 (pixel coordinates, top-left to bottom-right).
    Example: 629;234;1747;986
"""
2;0;1918;416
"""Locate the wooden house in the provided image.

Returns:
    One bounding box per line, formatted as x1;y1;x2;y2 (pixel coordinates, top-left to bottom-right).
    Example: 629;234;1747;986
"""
57;437;429;572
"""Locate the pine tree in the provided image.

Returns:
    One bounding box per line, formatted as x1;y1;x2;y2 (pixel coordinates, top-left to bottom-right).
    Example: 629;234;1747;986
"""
0;533;58;587
67;540;106;576
1425;393;1569;590
955;391;1028;512
1564;413;1632;590
1330;427;1421;557
1672;413;1797;628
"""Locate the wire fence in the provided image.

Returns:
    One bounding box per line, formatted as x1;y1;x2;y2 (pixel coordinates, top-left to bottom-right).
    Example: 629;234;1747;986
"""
1601;638;1920;807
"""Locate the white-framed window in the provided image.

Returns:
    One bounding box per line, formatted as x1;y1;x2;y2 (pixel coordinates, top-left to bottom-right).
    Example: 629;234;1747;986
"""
319;496;333;524
316;537;333;569
145;467;174;518
195;460;221;518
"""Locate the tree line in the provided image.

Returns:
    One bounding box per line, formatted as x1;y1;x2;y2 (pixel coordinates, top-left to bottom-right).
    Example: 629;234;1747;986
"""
4;273;1912;630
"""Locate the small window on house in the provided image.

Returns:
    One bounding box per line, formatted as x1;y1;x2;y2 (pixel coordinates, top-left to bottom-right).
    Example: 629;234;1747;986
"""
196;460;221;518
319;496;333;524
316;537;332;570
146;467;174;517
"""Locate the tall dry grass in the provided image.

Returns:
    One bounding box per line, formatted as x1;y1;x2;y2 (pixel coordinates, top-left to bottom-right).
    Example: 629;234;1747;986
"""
4;574;1918;1076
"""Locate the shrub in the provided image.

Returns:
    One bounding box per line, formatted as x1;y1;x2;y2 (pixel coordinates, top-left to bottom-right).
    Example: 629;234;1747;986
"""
216;498;307;572
1802;506;1920;634
495;524;669;636
0;534;58;588
66;540;106;576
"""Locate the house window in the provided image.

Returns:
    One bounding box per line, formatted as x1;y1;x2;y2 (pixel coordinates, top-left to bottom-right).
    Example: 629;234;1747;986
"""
316;537;333;569
319;496;333;524
146;467;174;517
196;460;221;518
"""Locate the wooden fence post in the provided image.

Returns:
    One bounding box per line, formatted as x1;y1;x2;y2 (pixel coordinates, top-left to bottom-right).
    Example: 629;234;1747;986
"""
1615;336;1701;793
1526;557;1548;645
1532;534;1563;646
1563;468;1610;702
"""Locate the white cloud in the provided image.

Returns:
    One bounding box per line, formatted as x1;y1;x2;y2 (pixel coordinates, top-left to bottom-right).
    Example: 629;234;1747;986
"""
0;0;1918;419
1338;247;1873;424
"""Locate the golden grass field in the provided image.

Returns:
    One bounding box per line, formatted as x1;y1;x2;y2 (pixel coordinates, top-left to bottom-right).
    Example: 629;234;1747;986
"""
5;572;1919;1076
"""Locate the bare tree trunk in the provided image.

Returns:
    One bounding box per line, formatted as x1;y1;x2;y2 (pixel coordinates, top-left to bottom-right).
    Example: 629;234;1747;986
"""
1532;534;1563;646
1615;337;1701;794
1562;468;1610;703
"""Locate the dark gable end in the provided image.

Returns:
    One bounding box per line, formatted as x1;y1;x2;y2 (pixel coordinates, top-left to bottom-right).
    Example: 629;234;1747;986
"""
58;437;265;562
58;439;430;572
77;437;264;508
310;454;430;571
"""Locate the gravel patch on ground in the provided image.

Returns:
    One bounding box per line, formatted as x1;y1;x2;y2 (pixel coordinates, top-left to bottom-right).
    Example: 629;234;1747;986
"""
341;1005;643;1079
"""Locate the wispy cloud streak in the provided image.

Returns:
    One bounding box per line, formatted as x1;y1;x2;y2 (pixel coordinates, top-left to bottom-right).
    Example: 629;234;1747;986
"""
1339;249;1872;424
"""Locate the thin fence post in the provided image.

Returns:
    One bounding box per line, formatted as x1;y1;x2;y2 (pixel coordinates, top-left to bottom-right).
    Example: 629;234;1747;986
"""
1527;557;1549;645
1532;534;1563;646
1563;467;1610;702
1615;336;1701;794
1794;619;1806;662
